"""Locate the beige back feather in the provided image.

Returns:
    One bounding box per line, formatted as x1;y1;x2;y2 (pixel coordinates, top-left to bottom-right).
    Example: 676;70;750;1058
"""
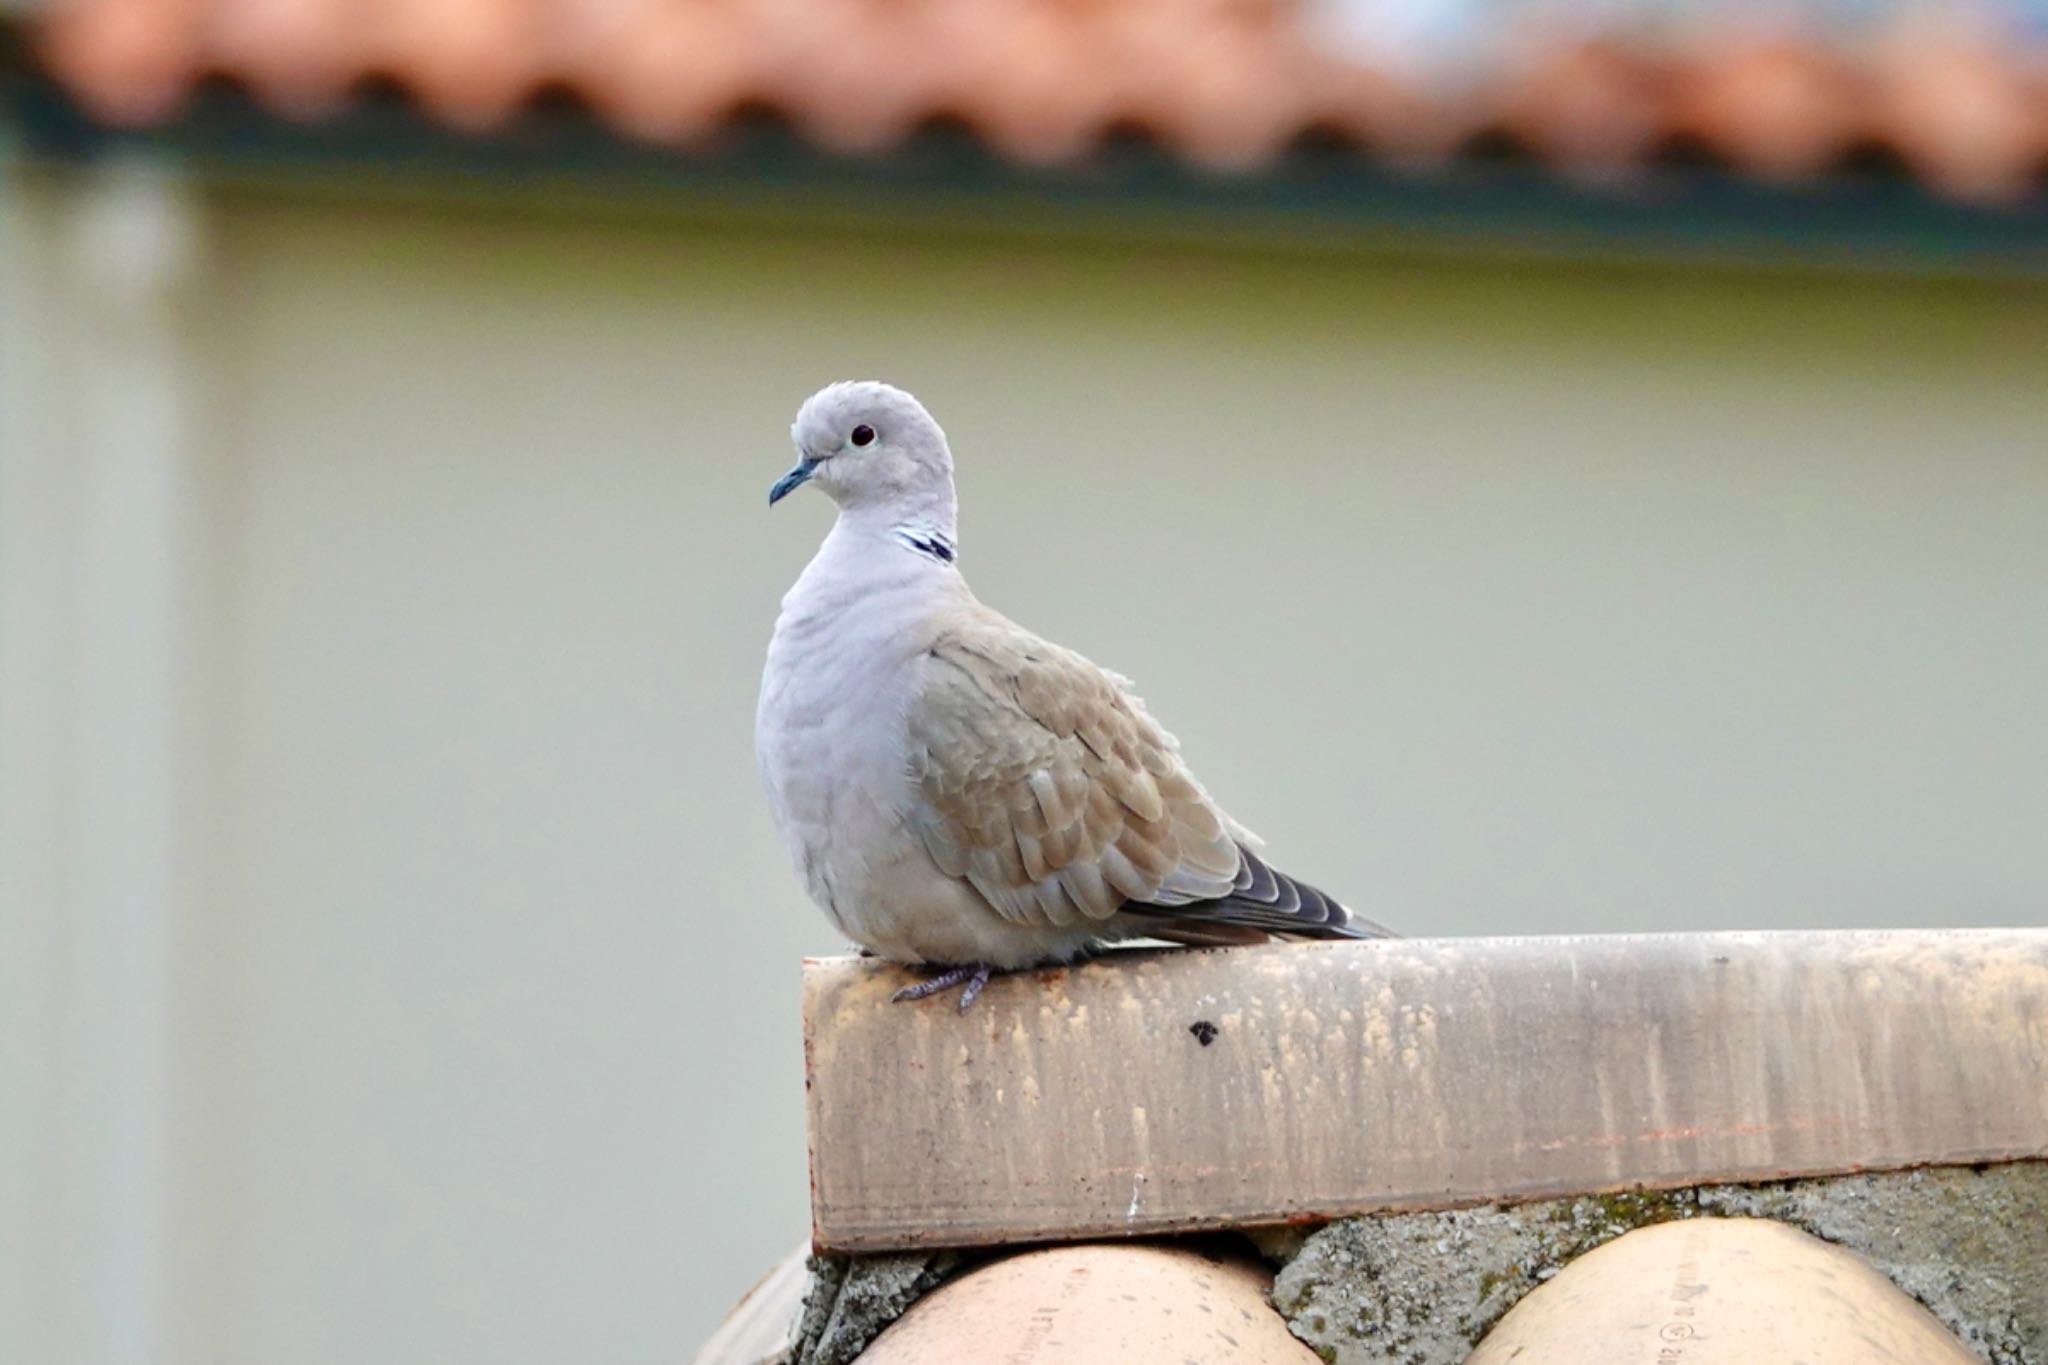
906;610;1247;928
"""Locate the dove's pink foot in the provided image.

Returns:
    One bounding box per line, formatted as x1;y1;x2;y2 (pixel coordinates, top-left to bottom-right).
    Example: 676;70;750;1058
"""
891;962;995;1011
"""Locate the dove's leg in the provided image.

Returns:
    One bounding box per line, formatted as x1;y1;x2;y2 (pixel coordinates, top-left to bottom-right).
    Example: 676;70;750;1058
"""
891;962;995;1011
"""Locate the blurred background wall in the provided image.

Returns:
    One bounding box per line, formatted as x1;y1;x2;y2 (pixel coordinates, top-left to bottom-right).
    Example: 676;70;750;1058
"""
4;2;2047;1363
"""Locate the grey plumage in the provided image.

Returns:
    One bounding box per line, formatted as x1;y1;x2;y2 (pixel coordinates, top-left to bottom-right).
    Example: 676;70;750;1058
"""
756;381;1390;1001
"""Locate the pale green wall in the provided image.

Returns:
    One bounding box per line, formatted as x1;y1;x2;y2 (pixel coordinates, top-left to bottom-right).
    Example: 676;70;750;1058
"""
40;184;2048;1362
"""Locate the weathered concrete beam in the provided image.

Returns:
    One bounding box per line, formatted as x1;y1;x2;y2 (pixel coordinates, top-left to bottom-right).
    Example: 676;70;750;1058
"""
802;929;2048;1252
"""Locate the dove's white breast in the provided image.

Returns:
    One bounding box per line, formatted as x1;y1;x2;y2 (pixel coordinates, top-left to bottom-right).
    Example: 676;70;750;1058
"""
758;519;1111;968
756;522;950;953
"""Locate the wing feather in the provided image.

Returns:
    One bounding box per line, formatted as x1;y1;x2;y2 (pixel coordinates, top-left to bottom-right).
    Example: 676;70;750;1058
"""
907;614;1238;927
906;608;1394;942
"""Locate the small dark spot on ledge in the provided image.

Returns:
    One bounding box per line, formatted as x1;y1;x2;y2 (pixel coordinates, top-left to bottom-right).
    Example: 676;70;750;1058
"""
1189;1019;1219;1046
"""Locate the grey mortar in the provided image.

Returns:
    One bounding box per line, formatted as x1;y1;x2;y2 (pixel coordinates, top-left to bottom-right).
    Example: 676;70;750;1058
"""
788;1250;963;1365
1268;1162;2048;1365
765;1161;2042;1363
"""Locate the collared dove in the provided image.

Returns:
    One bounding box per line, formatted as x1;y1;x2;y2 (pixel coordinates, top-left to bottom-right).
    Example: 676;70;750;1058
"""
757;381;1390;1008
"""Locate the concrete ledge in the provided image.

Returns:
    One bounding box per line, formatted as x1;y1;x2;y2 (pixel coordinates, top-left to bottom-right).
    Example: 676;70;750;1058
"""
803;929;2048;1251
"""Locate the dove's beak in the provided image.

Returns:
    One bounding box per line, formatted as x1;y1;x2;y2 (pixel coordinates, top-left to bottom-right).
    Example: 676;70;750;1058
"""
768;457;817;506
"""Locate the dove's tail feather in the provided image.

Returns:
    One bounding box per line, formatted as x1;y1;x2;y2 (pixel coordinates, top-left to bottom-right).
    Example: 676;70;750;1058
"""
1125;844;1400;942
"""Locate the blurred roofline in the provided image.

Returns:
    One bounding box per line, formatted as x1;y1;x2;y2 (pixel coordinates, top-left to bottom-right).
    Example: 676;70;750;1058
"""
3;65;2044;281
28;0;2048;207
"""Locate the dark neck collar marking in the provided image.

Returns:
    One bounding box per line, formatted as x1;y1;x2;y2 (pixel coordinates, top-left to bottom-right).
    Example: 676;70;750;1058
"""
893;527;956;564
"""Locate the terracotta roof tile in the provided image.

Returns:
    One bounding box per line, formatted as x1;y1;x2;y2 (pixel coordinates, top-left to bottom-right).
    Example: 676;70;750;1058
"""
1668;41;1865;183
30;0;2048;202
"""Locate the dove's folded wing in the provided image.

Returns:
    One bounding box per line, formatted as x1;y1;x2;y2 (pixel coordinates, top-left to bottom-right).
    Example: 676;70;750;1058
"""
906;612;1386;940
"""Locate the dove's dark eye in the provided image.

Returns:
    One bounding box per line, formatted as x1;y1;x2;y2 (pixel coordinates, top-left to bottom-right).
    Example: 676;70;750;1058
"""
850;424;876;448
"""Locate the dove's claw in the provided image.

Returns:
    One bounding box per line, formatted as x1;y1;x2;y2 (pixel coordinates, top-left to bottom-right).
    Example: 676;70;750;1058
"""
891;962;996;1011
954;964;993;1011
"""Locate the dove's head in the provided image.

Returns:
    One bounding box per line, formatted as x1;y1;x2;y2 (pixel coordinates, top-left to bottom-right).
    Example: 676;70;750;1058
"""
770;381;955;519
